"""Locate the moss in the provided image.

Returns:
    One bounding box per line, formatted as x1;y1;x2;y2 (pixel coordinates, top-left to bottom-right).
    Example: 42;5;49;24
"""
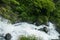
18;35;42;40
38;16;48;24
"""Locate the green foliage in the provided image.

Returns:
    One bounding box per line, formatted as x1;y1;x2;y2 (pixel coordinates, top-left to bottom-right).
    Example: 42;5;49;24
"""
0;6;18;23
18;35;42;40
1;0;59;26
50;0;60;27
19;36;36;40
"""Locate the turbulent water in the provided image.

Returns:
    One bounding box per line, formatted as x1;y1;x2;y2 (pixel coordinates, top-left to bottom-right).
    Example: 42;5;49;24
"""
0;17;60;40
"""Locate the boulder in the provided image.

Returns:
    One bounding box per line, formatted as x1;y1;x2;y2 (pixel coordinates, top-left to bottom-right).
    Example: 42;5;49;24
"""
38;27;48;33
43;27;48;33
4;33;12;40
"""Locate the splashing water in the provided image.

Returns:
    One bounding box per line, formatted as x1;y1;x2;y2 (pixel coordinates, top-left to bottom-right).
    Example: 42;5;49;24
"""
0;17;60;40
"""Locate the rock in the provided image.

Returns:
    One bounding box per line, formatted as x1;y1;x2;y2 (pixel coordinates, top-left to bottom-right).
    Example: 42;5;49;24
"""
56;27;60;34
43;27;48;33
34;21;40;26
38;27;48;33
38;28;43;31
4;33;12;40
59;35;60;38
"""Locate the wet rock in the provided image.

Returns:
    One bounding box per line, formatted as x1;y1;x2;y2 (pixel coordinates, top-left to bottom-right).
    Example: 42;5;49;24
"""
56;27;60;34
34;21;40;26
38;27;48;33
4;33;12;40
38;28;43;31
43;27;48;33
58;35;60;39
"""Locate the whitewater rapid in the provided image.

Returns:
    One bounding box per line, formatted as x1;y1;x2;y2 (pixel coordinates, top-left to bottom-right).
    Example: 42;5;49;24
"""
0;17;60;40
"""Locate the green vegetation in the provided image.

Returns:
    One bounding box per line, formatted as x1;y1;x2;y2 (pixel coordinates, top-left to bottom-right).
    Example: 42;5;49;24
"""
0;0;60;27
18;35;42;40
50;0;60;27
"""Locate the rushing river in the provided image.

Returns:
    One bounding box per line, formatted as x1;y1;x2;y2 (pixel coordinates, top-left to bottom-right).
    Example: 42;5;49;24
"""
0;17;60;40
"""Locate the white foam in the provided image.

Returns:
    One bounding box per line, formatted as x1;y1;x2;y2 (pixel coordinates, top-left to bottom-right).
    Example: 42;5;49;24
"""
0;17;59;40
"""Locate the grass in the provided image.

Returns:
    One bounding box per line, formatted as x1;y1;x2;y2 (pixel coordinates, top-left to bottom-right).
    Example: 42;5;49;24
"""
18;35;42;40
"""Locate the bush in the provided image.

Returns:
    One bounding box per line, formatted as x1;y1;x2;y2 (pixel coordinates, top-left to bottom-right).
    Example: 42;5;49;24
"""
1;0;60;26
